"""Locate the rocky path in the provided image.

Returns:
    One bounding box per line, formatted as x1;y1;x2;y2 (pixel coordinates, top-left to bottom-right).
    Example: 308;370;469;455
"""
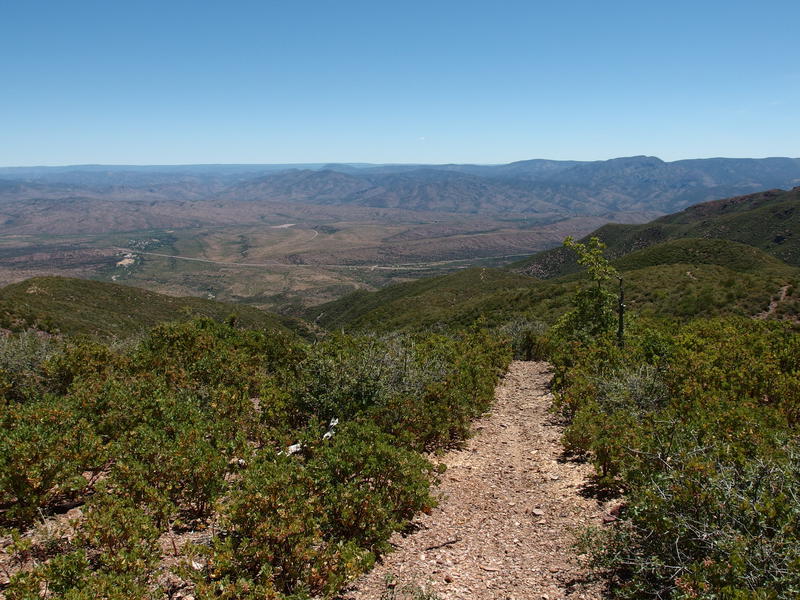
345;361;606;600
755;284;791;319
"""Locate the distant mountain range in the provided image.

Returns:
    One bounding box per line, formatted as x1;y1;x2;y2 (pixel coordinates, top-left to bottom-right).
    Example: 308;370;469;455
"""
2;156;799;217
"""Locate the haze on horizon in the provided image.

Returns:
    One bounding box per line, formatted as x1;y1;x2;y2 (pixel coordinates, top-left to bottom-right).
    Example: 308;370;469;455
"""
3;0;799;167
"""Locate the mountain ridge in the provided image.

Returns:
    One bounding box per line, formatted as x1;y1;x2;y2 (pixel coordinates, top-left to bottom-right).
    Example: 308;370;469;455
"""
2;157;799;217
512;186;800;278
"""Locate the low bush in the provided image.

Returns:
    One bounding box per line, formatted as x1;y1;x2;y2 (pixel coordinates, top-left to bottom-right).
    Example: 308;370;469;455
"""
0;331;60;402
195;453;368;599
0;317;510;598
0;397;100;525
553;317;800;598
4;493;162;599
495;317;549;359
308;421;436;554
109;419;227;525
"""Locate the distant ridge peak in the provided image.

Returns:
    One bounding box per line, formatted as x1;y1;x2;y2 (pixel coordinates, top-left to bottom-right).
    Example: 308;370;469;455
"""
606;155;664;163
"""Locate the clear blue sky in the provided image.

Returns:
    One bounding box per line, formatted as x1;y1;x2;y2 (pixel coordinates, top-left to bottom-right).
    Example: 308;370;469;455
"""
2;0;798;166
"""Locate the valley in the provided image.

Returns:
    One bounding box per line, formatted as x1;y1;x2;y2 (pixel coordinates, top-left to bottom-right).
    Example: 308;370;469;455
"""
2;156;799;312
0;213;613;311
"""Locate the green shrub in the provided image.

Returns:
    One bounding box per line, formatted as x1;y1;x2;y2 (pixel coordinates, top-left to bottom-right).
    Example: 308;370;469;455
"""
289;327;509;452
197;453;368;598
4;494;162;599
308;421;436;554
290;333;392;425
556;317;800;597
66;375;164;443
0;331;60;402
110;418;227;524
551;236;619;343
370;328;510;451
79;493;161;574
44;550;91;597
133;318;302;396
593;442;800;599
1;318;511;598
495;317;549;359
0;397;100;525
43;340;127;396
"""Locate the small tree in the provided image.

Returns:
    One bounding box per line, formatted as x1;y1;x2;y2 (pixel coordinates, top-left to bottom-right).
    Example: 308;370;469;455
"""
552;237;622;343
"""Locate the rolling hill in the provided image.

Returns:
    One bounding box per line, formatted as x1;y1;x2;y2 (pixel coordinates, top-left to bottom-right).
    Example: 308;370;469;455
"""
221;169;569;214
3;165;799;321
0;277;308;339
512;186;800;278
306;268;539;332
309;227;800;334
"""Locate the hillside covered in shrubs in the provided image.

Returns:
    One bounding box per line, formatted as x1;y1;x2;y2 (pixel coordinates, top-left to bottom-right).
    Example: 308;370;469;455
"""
0;277;309;340
512;186;800;278
0;319;509;598
523;236;800;599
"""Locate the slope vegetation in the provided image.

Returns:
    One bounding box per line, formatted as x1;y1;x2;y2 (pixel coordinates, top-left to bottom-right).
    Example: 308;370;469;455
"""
610;237;793;273
0;318;509;598
0;276;306;339
312;238;799;333
306;268;538;332
513;187;800;278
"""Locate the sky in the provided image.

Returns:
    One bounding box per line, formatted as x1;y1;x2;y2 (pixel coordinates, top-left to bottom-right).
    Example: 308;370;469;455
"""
2;0;799;166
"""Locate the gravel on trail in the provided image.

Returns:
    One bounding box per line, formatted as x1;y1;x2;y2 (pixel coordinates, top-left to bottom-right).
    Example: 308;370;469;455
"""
344;361;608;600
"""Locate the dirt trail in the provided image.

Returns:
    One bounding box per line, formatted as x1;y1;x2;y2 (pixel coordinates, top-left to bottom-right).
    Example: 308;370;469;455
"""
345;361;606;600
755;284;790;319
